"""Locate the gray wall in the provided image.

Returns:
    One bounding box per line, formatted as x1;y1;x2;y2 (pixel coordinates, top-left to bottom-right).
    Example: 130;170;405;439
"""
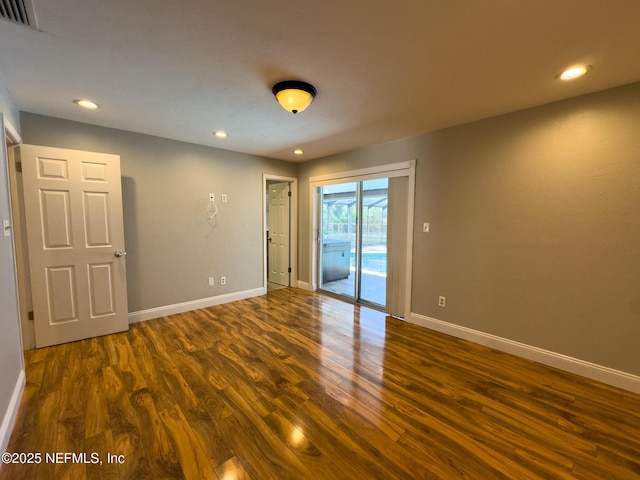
298;82;640;376
0;77;24;450
0;74;19;130
20;113;296;313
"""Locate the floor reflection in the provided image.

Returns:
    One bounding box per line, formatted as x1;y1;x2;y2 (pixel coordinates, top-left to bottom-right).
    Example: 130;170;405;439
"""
318;299;391;431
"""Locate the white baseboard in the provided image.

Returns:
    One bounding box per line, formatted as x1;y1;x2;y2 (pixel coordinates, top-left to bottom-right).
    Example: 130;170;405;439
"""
128;287;266;324
0;370;25;458
409;313;640;395
296;280;314;292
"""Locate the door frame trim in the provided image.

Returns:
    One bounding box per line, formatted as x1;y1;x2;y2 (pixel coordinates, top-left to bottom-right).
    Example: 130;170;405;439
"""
309;160;415;317
3;121;32;350
263;174;297;289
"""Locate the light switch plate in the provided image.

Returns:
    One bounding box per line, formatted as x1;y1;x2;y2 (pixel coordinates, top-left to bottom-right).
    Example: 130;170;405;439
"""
3;220;10;237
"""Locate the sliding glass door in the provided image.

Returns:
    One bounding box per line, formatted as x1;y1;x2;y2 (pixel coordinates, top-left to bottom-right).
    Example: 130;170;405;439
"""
319;179;388;308
359;179;388;305
319;182;358;299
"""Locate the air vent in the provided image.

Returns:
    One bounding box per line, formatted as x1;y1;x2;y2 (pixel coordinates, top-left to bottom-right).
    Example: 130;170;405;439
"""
0;0;37;29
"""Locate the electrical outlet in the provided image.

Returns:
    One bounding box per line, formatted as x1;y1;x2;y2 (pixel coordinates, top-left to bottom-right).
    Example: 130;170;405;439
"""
221;194;228;203
208;277;214;286
423;222;430;233
438;296;446;307
220;276;227;285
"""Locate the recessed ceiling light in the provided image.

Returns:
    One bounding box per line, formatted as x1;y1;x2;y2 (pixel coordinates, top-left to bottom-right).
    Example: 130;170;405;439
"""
559;65;590;81
213;131;228;138
293;149;304;155
74;99;99;109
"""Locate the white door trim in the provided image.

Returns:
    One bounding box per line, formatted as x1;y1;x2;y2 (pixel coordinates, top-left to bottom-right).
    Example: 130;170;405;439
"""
2;119;27;355
0;116;26;452
263;174;297;289
4;119;21;145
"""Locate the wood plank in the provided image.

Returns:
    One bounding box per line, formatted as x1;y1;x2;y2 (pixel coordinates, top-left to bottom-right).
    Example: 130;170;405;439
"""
54;415;87;480
128;389;183;478
158;404;218;479
112;335;147;393
261;409;349;479
101;365;141;459
218;386;315;479
161;365;234;468
85;429;119;480
84;367;110;439
59;342;86;420
214;456;252;480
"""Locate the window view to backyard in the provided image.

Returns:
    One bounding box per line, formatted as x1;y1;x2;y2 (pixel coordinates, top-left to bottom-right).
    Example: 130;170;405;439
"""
320;178;388;307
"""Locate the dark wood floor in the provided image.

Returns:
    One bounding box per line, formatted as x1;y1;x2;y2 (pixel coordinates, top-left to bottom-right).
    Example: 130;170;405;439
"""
2;288;639;479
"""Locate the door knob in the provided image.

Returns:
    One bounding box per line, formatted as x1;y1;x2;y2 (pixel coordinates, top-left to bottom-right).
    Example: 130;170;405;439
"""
114;251;127;257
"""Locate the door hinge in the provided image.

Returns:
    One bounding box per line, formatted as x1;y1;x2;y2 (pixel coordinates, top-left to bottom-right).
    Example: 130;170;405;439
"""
28;311;34;320
15;161;22;173
288;267;292;273
288;191;291;197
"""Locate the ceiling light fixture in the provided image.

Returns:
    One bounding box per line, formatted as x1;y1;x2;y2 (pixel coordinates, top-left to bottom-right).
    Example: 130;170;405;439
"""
213;131;228;138
74;99;99;109
293;149;304;155
559;65;590;81
272;80;317;114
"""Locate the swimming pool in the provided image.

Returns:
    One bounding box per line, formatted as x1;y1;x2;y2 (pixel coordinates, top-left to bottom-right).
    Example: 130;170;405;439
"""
350;251;387;274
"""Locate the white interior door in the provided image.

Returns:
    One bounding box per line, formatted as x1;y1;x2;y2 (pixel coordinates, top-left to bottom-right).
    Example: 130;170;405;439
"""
268;182;290;286
18;144;129;348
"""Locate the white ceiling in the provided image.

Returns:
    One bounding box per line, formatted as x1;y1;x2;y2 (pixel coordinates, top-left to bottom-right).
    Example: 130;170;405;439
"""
1;1;640;162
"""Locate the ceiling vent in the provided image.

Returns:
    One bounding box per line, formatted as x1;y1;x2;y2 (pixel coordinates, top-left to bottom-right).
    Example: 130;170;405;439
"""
0;0;37;29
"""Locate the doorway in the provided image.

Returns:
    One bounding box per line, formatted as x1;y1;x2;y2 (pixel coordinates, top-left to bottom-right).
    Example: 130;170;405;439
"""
319;178;388;308
263;175;297;292
310;161;415;318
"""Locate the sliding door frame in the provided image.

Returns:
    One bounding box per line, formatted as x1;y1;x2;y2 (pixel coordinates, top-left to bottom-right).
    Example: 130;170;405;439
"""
309;160;415;316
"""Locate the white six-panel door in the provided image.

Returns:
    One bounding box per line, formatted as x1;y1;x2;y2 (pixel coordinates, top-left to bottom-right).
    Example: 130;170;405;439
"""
19;144;128;347
268;182;290;286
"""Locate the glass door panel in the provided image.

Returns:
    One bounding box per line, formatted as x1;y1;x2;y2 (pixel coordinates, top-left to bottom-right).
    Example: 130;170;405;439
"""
359;179;388;306
320;182;357;298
